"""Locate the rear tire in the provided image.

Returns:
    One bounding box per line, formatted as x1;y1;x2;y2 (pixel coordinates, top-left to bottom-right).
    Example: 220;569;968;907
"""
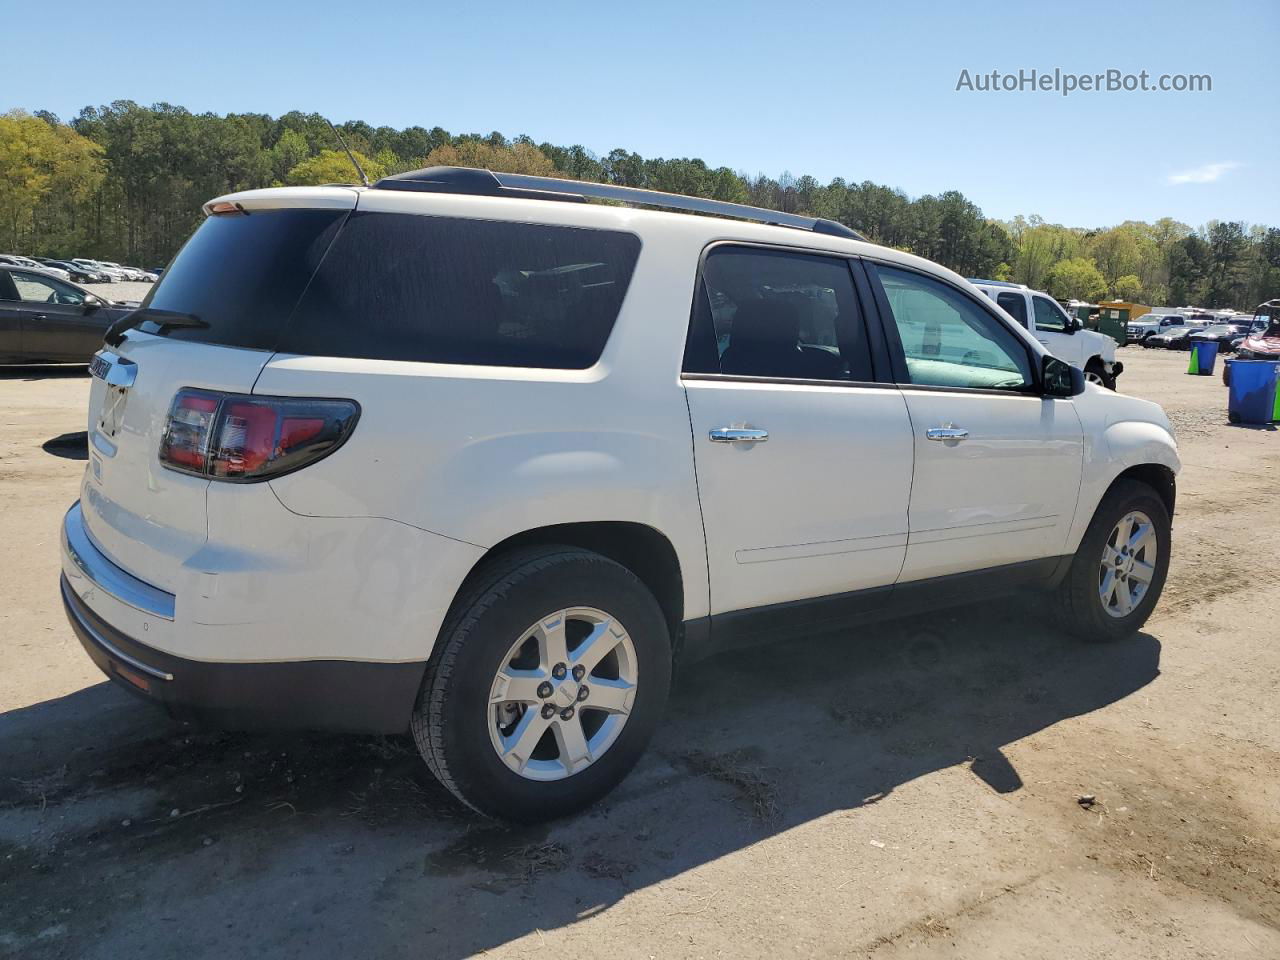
1055;479;1171;642
412;546;672;822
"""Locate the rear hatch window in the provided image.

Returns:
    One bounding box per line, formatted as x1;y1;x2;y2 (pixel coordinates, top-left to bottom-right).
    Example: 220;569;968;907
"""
139;207;641;369
137;208;347;350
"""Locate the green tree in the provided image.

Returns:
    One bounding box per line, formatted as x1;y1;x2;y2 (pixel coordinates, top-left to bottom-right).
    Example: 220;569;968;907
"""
269;129;310;184
1202;221;1249;307
285;149;386;185
423;139;556;175
2;101;1268;307
1113;274;1143;302
0;109;103;253
1088;226;1142;293
1046;257;1107;301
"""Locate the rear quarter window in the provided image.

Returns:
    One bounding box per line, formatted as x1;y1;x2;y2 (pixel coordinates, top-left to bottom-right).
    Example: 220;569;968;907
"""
280;213;642;369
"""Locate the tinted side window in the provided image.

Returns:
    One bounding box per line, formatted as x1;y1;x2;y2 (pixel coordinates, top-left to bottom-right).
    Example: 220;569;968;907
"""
874;265;1033;391
1033;296;1067;332
12;271;84;305
282;213;640;368
682;246;871;382
996;291;1028;327
140;209;346;349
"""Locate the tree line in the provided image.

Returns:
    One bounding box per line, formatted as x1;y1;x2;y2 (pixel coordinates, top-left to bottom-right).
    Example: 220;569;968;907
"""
2;102;1276;310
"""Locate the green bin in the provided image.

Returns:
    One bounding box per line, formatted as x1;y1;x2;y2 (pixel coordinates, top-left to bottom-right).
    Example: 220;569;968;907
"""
1098;308;1128;346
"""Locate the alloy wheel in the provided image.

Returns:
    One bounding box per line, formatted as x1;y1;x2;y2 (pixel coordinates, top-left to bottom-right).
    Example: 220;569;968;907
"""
1098;510;1157;618
487;607;638;781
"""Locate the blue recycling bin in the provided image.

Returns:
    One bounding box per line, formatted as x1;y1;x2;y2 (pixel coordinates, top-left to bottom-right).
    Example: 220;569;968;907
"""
1225;359;1280;424
1188;339;1219;375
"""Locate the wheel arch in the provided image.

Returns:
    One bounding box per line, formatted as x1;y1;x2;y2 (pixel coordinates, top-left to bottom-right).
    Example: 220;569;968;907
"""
459;522;686;651
1111;463;1176;519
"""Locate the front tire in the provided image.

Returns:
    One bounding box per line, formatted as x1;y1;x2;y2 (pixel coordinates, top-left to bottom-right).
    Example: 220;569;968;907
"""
1084;358;1116;390
1055;479;1171;642
412;546;672;822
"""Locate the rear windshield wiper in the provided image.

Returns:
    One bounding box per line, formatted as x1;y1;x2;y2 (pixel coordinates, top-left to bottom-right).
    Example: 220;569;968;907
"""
104;308;208;347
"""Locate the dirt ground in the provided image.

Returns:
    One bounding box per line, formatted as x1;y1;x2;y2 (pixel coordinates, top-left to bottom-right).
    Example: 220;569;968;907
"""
1;344;1277;959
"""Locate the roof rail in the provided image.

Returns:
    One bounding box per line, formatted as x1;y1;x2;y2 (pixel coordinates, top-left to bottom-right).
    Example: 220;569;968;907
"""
967;278;1027;289
373;167;866;241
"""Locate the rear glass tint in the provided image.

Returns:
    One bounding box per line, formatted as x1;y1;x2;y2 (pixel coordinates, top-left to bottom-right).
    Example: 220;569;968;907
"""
279;213;641;368
138;209;346;350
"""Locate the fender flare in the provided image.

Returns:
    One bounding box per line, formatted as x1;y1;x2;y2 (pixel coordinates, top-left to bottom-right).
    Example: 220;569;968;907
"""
1065;420;1180;553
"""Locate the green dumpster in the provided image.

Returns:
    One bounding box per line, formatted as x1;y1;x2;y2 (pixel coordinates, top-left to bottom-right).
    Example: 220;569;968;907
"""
1098;307;1128;346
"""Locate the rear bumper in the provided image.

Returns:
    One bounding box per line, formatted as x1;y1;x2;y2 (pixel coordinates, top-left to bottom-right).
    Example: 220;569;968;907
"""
60;499;427;733
62;576;424;732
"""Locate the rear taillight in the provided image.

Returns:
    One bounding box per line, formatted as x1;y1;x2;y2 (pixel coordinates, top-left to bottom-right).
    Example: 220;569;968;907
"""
159;388;359;482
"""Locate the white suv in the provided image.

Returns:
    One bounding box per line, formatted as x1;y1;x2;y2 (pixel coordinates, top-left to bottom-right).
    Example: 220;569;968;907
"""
969;280;1123;388
61;169;1179;821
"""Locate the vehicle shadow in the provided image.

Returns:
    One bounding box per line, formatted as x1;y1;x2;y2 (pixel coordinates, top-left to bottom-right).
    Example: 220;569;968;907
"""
0;364;89;381
0;603;1160;959
41;431;89;460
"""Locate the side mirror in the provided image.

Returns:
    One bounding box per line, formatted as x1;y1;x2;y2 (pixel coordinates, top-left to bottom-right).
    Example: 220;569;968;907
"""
1042;354;1085;397
82;296;101;314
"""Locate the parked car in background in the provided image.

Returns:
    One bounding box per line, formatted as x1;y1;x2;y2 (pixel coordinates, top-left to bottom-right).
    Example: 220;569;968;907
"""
969;279;1123;387
96;261;144;281
1189;323;1252;353
0;266;132;364
0;255;71;282
35;258;98;283
72;259;129;282
1145;325;1207;349
59;168;1180;822
1126;312;1185;342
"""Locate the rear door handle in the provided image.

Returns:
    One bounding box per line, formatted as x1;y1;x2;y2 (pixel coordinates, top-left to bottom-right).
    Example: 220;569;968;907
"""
709;427;768;443
926;427;969;442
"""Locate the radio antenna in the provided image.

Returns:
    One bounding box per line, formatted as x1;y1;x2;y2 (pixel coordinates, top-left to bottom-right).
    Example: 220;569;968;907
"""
325;118;370;187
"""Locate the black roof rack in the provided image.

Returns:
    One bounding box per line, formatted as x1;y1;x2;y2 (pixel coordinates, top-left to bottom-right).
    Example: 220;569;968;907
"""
373;167;866;242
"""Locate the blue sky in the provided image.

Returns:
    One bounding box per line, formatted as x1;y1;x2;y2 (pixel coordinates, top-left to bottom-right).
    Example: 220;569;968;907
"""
6;0;1276;228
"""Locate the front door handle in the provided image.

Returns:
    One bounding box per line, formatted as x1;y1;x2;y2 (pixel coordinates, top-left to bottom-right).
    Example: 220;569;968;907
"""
710;427;769;443
926;427;969;442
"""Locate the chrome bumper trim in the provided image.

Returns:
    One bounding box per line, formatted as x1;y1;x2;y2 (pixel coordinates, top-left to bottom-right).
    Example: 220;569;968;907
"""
62;577;174;681
62;501;176;621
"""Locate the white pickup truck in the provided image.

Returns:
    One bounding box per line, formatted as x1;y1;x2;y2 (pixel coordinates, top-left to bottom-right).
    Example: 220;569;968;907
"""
1126;312;1187;343
970;280;1123;388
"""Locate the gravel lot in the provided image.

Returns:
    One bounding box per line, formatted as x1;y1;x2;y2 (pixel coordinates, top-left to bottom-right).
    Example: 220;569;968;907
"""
1;346;1277;959
95;280;155;304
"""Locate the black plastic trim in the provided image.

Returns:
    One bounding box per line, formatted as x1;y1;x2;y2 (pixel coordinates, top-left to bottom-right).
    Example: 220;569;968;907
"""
62;576;425;733
680;555;1067;662
681;372;889;390
895;382;1053;400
